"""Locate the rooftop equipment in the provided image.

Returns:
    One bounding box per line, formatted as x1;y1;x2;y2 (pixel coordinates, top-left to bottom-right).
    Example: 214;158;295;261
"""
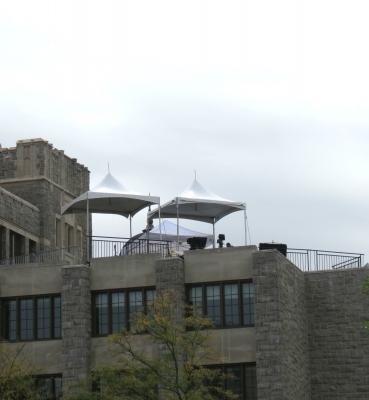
259;242;287;256
187;237;207;250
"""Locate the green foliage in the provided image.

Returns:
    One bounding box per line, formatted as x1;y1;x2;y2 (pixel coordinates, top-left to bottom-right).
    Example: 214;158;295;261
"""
0;339;42;400
64;290;236;400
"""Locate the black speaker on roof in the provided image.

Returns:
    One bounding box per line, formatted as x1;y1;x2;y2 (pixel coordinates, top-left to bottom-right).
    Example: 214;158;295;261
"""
259;242;287;256
187;237;207;250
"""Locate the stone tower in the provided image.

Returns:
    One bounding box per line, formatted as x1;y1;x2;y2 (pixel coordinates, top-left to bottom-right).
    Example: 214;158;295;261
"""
0;138;90;261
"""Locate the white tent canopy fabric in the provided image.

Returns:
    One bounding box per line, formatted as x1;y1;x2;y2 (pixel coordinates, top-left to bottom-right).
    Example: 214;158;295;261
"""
61;172;161;260
147;178;246;247
61;172;160;218
141;220;213;245
147;179;245;224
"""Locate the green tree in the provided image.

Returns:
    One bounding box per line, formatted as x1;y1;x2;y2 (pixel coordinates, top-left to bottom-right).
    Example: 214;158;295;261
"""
0;339;42;400
63;290;236;400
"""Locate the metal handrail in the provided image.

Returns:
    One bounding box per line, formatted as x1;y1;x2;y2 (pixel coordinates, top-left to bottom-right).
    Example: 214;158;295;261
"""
89;236;171;259
287;248;364;271
0;246;81;266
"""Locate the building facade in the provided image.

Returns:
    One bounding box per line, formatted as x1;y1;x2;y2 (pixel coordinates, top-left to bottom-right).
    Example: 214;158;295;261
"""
0;139;369;399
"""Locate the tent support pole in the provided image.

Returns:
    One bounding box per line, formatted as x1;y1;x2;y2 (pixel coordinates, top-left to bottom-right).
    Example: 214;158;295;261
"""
86;196;90;263
176;198;179;251
244;208;247;246
213;219;215;248
158;201;162;241
130;215;132;238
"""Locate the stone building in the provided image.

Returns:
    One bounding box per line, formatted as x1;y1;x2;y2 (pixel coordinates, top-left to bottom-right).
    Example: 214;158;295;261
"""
0;138;90;263
0;139;369;399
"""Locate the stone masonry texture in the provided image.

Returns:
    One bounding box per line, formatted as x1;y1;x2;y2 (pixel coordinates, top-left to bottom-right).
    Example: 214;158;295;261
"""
155;257;186;383
61;265;91;388
306;267;369;399
0;139;90;258
253;250;310;400
254;249;369;400
0;186;40;236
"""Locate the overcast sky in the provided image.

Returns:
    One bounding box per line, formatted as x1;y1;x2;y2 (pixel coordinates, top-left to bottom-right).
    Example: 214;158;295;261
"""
1;0;368;260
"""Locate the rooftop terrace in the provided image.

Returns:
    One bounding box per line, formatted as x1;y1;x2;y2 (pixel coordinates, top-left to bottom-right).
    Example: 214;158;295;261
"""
0;236;364;272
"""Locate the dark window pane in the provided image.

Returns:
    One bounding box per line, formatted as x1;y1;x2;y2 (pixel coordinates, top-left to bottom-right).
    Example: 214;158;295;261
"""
242;283;254;326
111;292;125;333
129;291;142;328
4;300;17;341
53;296;62;338
206;285;221;326
20;299;34;340
54;376;62;398
37;298;50;339
189;286;203;310
244;364;257;399
224;284;239;326
146;289;156;305
225;365;242;398
95;294;108;335
146;289;156;319
129;291;143;313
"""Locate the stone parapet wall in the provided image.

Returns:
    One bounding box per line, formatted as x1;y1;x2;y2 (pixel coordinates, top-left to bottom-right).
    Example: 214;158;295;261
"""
253;249;310;400
61;265;91;388
0;186;40;236
0;139;89;197
306;267;369;399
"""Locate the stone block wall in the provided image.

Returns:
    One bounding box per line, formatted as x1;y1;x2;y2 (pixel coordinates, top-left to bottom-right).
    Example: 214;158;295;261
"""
155;257;186;366
253;249;310;400
0;139;90;256
306;267;369;399
0;147;17;180
155;257;186;305
0;187;40;236
61;265;91;388
2;179;61;251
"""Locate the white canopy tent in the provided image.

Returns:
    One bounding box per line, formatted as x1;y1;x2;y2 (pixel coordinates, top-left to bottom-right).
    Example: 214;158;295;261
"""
61;172;161;260
147;178;246;248
121;220;214;255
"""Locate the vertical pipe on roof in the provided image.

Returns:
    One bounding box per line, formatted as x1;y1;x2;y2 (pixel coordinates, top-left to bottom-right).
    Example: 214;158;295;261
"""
176;197;179;251
213;219;215;249
130;215;132;238
244;207;247;246
158;200;162;241
86;194;90;262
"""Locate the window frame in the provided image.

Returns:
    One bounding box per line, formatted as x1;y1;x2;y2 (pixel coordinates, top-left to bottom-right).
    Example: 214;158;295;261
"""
92;287;156;337
187;280;254;329
35;374;62;399
206;362;257;400
1;294;62;342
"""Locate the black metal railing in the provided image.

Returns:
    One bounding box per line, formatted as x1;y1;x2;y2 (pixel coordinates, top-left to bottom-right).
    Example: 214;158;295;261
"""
0;246;81;266
90;236;171;259
287;248;364;271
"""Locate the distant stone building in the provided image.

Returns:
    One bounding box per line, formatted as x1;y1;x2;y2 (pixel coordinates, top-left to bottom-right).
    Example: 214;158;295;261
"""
0;139;368;399
0;138;90;263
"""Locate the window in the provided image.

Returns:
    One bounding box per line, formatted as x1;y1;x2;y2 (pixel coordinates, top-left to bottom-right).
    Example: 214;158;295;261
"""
2;295;62;341
207;363;257;400
187;281;254;328
92;288;156;336
35;374;62;399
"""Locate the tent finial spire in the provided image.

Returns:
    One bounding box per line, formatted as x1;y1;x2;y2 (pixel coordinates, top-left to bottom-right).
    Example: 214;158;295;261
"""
108;163;110;173
194;169;196;180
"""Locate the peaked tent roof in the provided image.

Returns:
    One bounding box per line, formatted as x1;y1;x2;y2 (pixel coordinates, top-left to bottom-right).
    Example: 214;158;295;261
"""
61;172;160;218
147;179;245;224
